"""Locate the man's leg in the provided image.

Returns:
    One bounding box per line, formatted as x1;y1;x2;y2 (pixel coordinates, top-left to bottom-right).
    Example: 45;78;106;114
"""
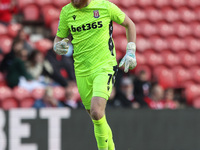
89;97;115;150
107;123;115;150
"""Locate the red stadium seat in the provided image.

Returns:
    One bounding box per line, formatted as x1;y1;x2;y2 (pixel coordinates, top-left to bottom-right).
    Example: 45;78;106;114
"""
187;0;200;8
170;0;187;8
31;88;45;100
114;36;127;53
113;22;126;37
153;66;176;89
120;8;129;16
109;0;120;5
178;7;197;23
153;65;167;77
193;97;200;109
189;66;200;83
51;20;59;36
183;80;195;89
7;23;22;38
52;0;70;8
128;7;147;23
184;37;200;53
145;7;164;22
0;36;12;54
173;22;192;38
154;0;170;8
185;84;200;105
144;51;163;67
13;86;30;101
0;86;13;101
116;50;123;61
167;36;186;52
119;0;137;8
34;39;53;53
157;22;175;37
135;23;142;35
53;86;65;100
36;0;52;7
190;22;200;38
161;51;180;67
195;7;200;21
136;36;152;52
163;7;180;23
23;4;40;21
150;36;169;52
1;98;18;110
136;52;146;65
137;0;153;8
139;22;158;37
17;0;35;9
195;51;200;65
172;66;191;87
134;65;152;81
19;98;34;108
42;5;60;27
178;51;197;67
0;23;8;36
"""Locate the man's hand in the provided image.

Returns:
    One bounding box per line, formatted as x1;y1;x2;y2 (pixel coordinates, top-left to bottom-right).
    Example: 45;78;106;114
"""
53;38;69;55
119;42;137;73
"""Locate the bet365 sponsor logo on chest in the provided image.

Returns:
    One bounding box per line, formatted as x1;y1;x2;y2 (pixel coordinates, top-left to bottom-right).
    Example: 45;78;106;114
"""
71;21;103;32
71;10;103;32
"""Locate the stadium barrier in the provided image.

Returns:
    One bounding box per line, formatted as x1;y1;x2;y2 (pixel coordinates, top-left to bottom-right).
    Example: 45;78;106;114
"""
0;108;200;150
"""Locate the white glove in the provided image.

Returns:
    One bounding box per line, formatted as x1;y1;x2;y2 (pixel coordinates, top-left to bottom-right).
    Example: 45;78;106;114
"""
53;38;69;55
119;42;137;73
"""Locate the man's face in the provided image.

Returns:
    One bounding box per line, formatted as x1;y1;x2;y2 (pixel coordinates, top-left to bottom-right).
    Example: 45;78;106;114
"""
153;86;164;101
71;0;88;9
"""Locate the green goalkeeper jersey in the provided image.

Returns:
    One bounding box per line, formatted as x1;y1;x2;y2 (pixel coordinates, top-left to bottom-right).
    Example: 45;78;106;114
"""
57;0;125;76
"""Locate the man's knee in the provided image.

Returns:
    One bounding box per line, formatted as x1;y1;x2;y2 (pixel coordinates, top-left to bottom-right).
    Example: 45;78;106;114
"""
90;97;107;120
90;108;104;120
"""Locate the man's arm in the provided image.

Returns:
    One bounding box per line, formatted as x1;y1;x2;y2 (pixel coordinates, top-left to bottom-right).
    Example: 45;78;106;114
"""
106;0;137;72
121;15;136;43
54;6;70;55
119;15;137;73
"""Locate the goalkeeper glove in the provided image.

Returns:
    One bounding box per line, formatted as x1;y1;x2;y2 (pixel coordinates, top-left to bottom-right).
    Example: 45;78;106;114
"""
119;42;137;73
53;38;69;55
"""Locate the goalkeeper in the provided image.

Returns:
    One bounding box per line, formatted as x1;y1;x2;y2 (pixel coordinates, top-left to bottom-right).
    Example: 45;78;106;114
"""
54;0;137;149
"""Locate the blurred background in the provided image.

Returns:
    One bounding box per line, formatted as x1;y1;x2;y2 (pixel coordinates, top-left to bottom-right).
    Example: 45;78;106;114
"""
0;0;200;110
0;0;200;149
